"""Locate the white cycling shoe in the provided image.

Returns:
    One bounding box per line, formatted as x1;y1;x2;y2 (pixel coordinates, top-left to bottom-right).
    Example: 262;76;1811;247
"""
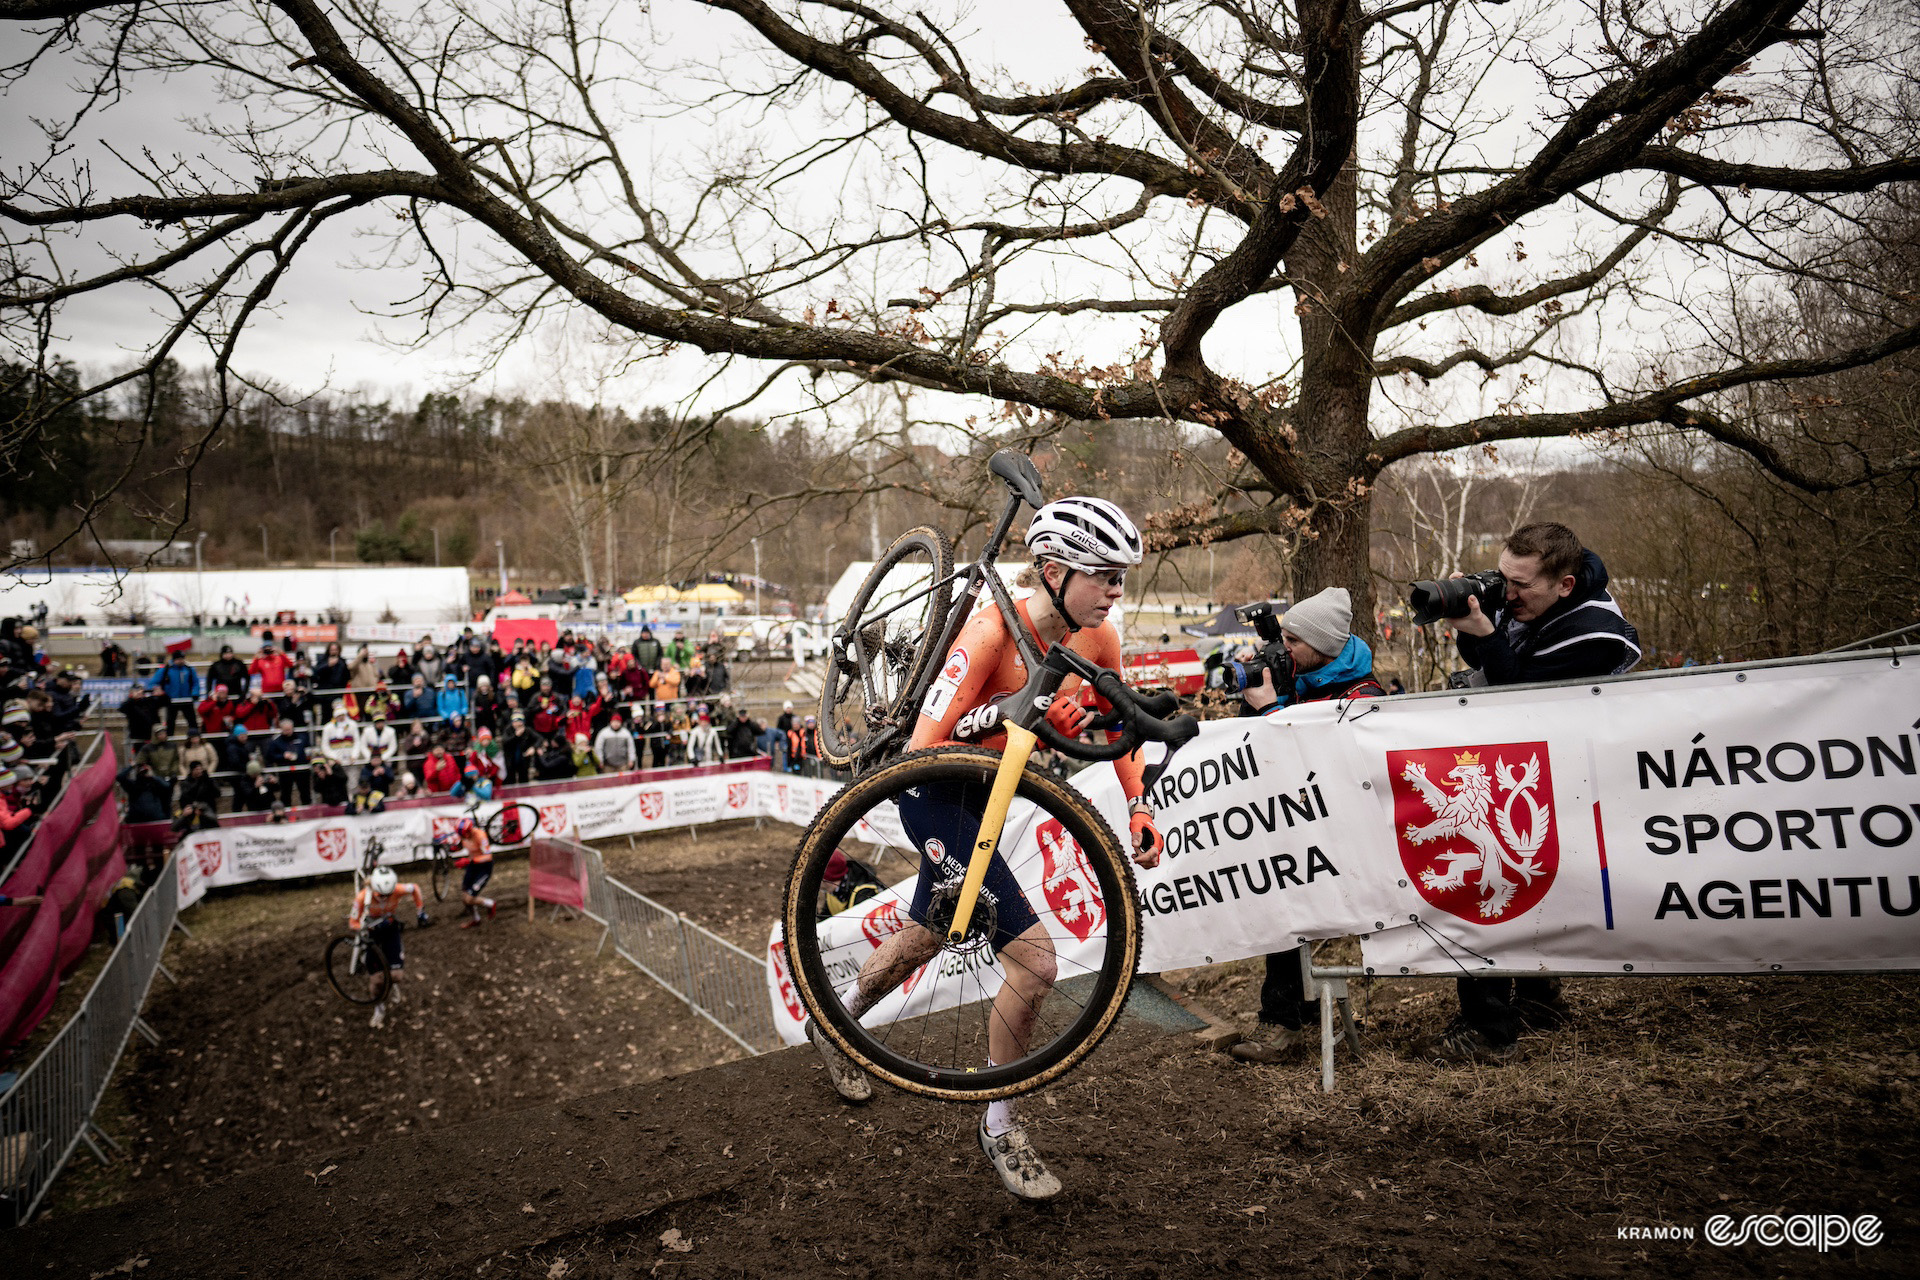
369;1003;386;1029
979;1121;1062;1202
806;1021;872;1104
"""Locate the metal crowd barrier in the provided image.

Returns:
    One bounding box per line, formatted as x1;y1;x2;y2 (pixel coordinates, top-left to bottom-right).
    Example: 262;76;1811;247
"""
555;838;779;1055
0;852;178;1226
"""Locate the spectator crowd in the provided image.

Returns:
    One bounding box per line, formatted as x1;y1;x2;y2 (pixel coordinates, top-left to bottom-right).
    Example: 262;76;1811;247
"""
111;624;835;835
0;615;95;867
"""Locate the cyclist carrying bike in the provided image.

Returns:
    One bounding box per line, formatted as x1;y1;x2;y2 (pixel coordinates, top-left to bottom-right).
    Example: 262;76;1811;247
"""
349;866;427;1028
807;495;1163;1201
445;816;497;929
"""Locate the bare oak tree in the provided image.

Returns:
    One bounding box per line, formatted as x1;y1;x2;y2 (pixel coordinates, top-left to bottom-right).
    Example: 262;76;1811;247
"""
3;0;1917;621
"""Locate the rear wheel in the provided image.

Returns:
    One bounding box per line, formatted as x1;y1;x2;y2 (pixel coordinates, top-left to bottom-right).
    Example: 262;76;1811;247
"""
325;933;391;1005
486;802;540;846
783;746;1139;1101
431;852;452;903
818;527;954;773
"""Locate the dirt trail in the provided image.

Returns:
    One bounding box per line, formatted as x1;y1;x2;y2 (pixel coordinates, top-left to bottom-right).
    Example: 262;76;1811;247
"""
9;820;1918;1277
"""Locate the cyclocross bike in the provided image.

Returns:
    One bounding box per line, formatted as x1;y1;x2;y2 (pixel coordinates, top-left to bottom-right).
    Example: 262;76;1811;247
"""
791;449;1197;1101
411;796;541;901
324;835;394;1004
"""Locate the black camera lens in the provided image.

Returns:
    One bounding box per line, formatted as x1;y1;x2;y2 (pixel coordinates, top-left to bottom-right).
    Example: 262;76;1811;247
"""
1409;570;1505;625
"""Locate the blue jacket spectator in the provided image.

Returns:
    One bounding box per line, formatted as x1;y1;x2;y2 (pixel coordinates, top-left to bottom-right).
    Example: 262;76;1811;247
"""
148;652;202;700
401;678;440;723
436;676;469;720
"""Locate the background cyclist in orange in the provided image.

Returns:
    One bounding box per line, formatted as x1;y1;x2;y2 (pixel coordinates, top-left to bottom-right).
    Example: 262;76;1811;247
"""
447;816;497;928
808;496;1163;1201
348;866;427;1028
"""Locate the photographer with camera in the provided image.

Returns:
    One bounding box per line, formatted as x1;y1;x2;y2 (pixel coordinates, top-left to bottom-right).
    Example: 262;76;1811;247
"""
1211;587;1385;1063
1418;521;1641;688
1415;521;1640;1063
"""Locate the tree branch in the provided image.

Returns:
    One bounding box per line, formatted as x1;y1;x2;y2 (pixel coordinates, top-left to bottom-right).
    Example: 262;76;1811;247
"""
1369;317;1920;489
1633;145;1920;192
1377;176;1680;330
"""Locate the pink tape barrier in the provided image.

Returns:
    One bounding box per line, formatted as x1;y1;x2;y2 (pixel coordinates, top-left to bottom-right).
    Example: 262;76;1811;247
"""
0;740;125;1048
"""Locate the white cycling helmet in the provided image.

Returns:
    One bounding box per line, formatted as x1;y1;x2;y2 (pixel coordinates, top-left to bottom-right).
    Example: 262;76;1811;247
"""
1024;497;1144;572
369;867;397;895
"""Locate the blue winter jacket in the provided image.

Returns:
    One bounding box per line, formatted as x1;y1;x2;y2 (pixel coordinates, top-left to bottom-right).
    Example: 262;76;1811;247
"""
148;660;202;701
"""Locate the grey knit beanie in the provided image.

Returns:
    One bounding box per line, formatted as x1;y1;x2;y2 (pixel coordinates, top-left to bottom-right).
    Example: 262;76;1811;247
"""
1282;587;1352;658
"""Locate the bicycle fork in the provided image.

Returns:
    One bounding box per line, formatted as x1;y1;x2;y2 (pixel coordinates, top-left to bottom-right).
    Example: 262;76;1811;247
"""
944;652;1069;946
945;724;1037;946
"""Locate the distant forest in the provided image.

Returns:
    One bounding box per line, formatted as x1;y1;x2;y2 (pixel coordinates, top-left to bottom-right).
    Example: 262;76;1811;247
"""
2;356;1914;680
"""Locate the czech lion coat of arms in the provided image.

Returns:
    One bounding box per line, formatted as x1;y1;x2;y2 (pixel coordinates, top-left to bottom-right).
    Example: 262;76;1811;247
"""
1387;742;1558;924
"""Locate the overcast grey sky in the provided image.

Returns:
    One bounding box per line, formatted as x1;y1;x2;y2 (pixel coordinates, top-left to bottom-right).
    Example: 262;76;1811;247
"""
0;0;1823;455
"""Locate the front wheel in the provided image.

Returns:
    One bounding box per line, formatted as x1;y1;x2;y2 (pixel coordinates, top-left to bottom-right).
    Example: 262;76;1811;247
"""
325;933;391;1005
431;853;452;903
486;802;540;847
818;527;954;773
782;746;1140;1101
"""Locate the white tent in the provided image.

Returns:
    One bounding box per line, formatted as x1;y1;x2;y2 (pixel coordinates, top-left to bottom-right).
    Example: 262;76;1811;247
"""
0;566;473;626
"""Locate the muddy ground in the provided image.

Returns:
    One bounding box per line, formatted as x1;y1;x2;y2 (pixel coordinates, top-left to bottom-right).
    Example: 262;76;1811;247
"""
8;819;1918;1277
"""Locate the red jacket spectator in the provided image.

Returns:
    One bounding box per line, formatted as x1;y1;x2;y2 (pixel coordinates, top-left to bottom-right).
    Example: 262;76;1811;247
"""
564;696;594;745
197;689;236;735
249;647;293;694
421;747;461;793
528;690;564;737
232;693;277;733
621;663;652;701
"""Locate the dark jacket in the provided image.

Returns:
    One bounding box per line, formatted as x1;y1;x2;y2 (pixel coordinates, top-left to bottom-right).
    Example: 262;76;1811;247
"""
312;764;349;807
276;688;319;729
1457;549;1641;686
177;770;220;814
502;726;538;784
534;734;574;780
260;731;309;771
311;657;350;697
206;656;249;697
470;687;507;736
118;766;174;824
121;690;163;743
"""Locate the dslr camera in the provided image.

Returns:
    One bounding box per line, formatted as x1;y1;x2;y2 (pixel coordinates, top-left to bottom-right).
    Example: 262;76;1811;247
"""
1408;569;1506;626
1206;602;1295;696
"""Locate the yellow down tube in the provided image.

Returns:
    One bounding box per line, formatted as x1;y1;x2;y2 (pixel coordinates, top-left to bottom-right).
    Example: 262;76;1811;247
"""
946;723;1037;945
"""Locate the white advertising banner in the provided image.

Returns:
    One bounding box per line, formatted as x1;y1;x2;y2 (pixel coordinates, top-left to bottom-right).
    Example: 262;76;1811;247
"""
173;768;773;908
1357;653;1920;975
765;720;1413;1045
769;651;1920;1042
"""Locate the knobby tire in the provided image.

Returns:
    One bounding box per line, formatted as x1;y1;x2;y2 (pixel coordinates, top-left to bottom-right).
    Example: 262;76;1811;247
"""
783;746;1139;1101
818;527;954;772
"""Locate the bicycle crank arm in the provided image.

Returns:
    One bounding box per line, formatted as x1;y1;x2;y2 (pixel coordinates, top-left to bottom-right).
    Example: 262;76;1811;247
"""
947;724;1036;945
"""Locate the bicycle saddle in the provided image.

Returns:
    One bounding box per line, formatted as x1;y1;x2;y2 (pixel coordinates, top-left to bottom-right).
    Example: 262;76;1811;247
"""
988;449;1045;510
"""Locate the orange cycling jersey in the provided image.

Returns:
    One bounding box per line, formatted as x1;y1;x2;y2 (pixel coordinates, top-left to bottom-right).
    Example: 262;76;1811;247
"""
911;596;1145;801
349;882;424;929
460;826;493;864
